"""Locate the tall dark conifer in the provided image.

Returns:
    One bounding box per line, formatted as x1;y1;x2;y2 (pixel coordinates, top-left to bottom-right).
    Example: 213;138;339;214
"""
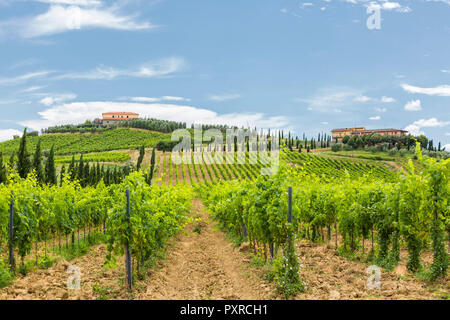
77;154;84;181
45;145;57;185
148;148;156;184
32;139;44;183
68;154;76;180
0;152;7;184
60;165;66;187
136;145;145;171
17;128;31;178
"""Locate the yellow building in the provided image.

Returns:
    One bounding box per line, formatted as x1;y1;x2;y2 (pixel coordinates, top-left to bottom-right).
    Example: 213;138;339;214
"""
101;112;139;125
331;127;365;141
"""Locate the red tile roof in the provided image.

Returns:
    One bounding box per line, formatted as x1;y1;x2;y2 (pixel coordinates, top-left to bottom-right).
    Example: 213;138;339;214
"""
102;112;139;116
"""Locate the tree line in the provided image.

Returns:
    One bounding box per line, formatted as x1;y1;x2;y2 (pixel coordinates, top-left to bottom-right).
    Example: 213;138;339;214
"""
1;128;158;187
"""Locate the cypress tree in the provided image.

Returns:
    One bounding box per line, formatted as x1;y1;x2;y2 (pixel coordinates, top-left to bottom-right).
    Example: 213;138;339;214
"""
136;145;145;171
17;128;31;178
105;167;110;185
45;145;57;185
149;148;156;184
68;154;76;180
32;139;44;183
77;154;84;181
89;164;96;186
60;165;66;187
8;152;15;174
0;152;7;184
83;162;90;187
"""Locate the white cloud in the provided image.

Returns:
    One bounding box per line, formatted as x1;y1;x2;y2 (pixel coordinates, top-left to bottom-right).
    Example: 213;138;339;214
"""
443;144;450;151
381;96;396;103
127;96;191;103
297;88;366;113
404;99;422;111
412;118;450;128
353;95;371;102
404;117;450;136
0;71;51;85
23;85;47;92
369;116;381;120
39;93;77;106
2;4;153;38
0;129;22;142
404;124;425;136
34;0;101;6
19;101;290;132
374;107;387;113
401;83;450;96
344;0;411;13
208;94;241;102
56;57;185;80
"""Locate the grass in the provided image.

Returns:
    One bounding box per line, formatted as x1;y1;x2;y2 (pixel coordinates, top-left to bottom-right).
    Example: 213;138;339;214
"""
0;258;14;289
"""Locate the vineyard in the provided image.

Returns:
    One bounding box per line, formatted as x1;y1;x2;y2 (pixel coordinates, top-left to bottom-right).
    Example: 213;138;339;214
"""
200;145;449;296
0;133;448;300
55;152;131;164
0;171;192;289
0;128;170;156
145;149;398;186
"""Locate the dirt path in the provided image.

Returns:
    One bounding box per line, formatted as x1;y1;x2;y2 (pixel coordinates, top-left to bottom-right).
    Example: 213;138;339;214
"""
385;160;406;173
156;153;165;186
182;164;191;185
137;199;271;300
187;164;197;184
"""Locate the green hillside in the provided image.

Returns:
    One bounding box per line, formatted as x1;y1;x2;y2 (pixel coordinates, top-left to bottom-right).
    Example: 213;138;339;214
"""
0;128;171;155
283;150;397;181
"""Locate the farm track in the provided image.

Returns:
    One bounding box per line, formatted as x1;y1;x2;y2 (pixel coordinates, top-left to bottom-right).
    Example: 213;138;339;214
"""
137;199;271;299
156;153;164;187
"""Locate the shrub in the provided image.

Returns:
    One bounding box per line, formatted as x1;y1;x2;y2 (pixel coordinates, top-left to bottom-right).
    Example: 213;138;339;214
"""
388;148;397;156
344;144;353;151
331;143;342;152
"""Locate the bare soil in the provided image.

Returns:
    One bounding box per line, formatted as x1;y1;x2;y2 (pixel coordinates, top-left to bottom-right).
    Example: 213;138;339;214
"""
293;241;449;300
137;199;272;299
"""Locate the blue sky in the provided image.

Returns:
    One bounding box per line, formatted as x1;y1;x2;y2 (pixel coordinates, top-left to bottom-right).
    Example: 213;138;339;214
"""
0;0;449;149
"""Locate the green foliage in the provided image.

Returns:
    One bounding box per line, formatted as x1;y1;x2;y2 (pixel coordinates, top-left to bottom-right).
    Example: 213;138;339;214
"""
331;143;342;152
105;172;193;277
0;128;170;156
271;240;306;298
56;152;131;164
0;258;14;288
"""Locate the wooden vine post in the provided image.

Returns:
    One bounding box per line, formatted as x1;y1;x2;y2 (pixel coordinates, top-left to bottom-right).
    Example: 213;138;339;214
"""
125;189;132;291
8;191;15;272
